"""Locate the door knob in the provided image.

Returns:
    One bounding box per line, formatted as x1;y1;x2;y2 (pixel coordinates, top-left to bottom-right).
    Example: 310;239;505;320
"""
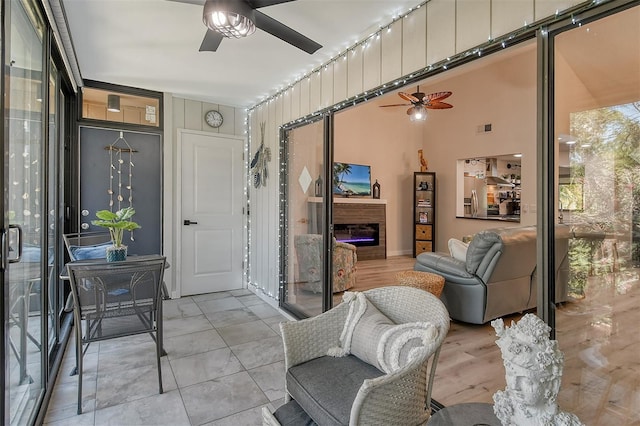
183;220;198;225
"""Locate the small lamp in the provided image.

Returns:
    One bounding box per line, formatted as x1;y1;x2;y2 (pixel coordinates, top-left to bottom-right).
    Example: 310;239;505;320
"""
203;0;256;39
409;105;427;122
107;94;121;112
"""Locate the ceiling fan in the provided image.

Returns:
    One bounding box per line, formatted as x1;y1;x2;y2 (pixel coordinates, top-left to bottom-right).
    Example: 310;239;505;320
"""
170;0;322;54
380;87;453;120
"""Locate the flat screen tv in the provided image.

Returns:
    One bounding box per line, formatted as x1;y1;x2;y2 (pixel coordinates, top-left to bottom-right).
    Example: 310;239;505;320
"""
333;162;371;196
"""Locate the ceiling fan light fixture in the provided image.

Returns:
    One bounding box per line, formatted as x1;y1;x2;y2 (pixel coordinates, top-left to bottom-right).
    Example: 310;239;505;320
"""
203;0;256;39
107;94;120;112
410;105;427;122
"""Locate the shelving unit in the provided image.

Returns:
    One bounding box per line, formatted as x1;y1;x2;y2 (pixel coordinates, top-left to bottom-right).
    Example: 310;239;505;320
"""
413;172;436;257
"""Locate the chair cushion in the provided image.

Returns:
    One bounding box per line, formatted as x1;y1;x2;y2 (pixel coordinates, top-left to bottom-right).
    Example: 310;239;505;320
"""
287;355;383;426
69;242;112;261
329;292;438;373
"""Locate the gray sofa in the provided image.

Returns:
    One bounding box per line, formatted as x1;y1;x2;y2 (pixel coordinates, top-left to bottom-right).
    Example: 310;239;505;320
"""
414;225;569;324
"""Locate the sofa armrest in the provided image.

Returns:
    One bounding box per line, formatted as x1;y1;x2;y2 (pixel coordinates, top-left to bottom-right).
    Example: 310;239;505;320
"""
280;302;350;369
414;252;482;286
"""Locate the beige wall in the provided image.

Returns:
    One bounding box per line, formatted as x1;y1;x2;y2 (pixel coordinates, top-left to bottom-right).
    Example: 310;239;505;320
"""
335;43;537;253
248;0;585;300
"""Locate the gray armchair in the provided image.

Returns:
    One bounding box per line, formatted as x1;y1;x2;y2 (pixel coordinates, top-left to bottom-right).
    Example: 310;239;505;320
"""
414;225;570;324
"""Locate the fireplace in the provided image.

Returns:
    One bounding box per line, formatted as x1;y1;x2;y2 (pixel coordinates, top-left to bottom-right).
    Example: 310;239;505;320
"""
334;223;379;247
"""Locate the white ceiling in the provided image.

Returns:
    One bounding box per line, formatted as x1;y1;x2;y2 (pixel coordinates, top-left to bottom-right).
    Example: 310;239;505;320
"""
62;0;423;108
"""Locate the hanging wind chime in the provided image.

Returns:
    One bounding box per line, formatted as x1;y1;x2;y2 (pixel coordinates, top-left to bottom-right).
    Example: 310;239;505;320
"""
105;131;137;241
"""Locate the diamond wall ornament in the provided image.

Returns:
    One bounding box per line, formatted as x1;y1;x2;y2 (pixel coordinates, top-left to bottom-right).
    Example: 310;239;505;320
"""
299;166;312;194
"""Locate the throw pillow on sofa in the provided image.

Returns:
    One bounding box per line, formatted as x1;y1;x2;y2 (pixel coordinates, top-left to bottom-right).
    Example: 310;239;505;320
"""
328;292;438;373
448;238;469;262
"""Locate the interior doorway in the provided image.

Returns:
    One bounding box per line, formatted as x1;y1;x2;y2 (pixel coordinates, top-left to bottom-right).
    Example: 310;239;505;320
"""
178;130;245;296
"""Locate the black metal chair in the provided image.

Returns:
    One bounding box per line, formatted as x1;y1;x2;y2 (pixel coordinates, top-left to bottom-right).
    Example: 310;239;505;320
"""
66;255;166;414
62;231;112;261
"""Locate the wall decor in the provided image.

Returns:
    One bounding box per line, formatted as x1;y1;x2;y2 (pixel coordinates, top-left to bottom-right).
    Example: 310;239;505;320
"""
250;122;271;188
105;132;137;241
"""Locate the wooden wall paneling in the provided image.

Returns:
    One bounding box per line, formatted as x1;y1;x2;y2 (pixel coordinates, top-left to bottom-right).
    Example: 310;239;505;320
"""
184;99;203;130
333;55;348;105
282;89;292;124
310;70;322;113
535;0;582;21
456;0;491;53
234;107;246;137
104;107;122;122
347;47;364;98
492;0;534;40
321;63;334;110
87;104;107;120
291;82;301;119
427;0;456;66
381;20;403;84
275;95;284;128
218;104;236;135
172;97;185;129
402;6;427;76
122;106;140;124
299;77;311;117
363;34;382;92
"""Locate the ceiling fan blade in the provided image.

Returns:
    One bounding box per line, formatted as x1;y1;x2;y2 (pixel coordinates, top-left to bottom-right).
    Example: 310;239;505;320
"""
425;101;453;109
425;91;452;102
379;103;412;108
399;92;419;103
248;0;297;8
199;29;224;52
165;0;205;5
254;10;322;54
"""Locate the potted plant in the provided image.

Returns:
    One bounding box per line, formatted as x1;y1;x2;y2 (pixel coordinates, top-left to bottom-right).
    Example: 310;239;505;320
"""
91;207;141;261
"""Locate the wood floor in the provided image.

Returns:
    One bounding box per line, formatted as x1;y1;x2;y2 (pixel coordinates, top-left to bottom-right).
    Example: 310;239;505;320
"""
287;255;640;424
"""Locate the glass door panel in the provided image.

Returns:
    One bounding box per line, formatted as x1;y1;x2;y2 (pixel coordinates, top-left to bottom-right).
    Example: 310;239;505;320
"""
280;118;328;317
47;61;59;355
552;5;640;424
5;0;46;423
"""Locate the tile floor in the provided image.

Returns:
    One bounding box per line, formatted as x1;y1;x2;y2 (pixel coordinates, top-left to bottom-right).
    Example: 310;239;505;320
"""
43;289;291;425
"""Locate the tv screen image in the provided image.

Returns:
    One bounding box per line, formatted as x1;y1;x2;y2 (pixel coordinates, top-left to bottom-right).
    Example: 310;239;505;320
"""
333;162;371;196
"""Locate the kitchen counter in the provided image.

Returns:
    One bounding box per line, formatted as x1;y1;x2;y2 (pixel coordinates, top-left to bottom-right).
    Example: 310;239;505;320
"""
456;214;521;222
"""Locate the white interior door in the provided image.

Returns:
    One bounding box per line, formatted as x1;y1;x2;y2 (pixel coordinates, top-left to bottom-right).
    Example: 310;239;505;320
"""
179;130;244;296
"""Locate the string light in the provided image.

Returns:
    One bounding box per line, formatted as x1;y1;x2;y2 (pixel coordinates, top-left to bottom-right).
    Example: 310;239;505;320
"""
246;0;603;299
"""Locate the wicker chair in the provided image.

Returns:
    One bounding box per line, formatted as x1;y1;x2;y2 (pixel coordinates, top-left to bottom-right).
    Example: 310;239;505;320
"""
264;286;450;425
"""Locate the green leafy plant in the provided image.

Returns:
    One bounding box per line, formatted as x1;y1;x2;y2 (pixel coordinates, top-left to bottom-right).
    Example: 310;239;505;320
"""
91;207;141;248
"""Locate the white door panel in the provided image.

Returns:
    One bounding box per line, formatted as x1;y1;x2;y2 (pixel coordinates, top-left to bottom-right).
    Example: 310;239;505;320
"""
180;130;244;295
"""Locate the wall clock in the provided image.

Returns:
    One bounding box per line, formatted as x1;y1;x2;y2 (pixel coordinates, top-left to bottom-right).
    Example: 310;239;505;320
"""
205;110;223;128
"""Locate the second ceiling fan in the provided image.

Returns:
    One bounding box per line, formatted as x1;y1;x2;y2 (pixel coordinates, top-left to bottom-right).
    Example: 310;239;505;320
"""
171;0;322;54
380;87;453;120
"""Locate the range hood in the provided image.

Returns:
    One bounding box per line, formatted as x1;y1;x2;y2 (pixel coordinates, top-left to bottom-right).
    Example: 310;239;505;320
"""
485;175;514;186
485;158;515;186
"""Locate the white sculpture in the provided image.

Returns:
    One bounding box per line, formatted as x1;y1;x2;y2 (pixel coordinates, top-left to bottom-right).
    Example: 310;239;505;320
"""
491;314;583;426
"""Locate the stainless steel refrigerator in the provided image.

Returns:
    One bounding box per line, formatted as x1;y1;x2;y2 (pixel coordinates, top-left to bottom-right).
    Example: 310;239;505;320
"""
464;176;487;217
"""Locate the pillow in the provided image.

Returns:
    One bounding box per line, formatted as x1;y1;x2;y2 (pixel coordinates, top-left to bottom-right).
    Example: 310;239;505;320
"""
328;292;439;374
69;242;112;261
448;238;469;262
